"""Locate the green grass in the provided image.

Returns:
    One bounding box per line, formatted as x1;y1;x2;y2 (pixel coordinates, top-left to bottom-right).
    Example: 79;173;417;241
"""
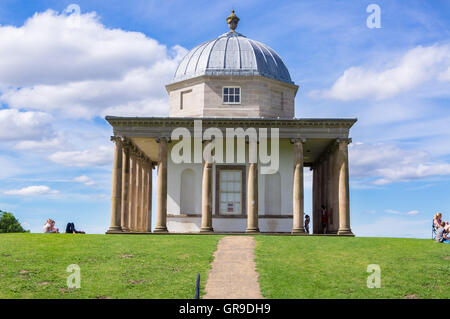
254;236;450;299
2;234;449;299
0;233;222;299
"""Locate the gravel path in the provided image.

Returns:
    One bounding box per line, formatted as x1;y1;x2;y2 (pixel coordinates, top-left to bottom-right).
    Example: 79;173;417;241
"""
203;236;263;299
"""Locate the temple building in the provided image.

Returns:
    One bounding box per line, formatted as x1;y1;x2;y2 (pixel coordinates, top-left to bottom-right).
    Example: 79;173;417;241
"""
106;11;356;235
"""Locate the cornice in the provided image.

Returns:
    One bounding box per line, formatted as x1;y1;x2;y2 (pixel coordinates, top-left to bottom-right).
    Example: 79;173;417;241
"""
105;116;357;129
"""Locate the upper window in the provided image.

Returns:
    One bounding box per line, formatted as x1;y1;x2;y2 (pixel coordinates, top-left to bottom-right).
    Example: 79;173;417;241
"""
222;87;241;104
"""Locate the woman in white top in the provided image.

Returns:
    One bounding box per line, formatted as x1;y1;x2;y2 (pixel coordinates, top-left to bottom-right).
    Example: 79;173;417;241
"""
43;219;59;233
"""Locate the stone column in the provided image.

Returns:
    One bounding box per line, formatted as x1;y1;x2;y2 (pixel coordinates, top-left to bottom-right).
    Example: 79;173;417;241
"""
246;162;259;233
120;142;130;232
140;162;147;232
154;137;168;233
316;162;323;233
108;137;123;232
139;157;146;232
292;139;305;234
146;163;153;232
322;158;329;234
312;166;318;234
337;139;353;236
327;148;338;233
323;158;328;212
129;154;137;231
135;156;142;232
200;140;214;232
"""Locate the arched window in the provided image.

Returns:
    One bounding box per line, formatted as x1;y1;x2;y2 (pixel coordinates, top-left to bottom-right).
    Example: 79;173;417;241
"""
265;172;281;214
180;169;196;214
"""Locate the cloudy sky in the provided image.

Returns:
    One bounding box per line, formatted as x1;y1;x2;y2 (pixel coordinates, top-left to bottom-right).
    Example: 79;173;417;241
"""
0;0;449;237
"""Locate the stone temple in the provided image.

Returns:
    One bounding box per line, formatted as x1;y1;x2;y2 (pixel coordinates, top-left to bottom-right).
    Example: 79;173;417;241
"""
106;11;356;235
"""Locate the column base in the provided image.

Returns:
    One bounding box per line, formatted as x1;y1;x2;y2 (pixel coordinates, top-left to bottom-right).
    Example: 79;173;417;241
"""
106;226;122;233
153;227;168;233
337;229;354;236
121;226;130;232
245;228;260;233
200;227;214;233
291;228;307;235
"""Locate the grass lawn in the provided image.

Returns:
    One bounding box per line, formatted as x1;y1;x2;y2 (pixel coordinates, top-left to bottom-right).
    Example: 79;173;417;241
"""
254;236;450;299
0;233;221;299
1;234;449;299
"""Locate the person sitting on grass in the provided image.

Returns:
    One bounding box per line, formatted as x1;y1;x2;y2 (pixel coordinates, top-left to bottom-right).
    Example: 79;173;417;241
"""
436;222;450;243
65;222;85;234
434;212;448;228
43;219;59;233
434;212;450;232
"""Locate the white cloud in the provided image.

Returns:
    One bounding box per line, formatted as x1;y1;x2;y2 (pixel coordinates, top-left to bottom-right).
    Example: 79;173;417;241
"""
0;9;187;119
14;137;63;151
0;109;53;141
48;145;112;167
312;44;450;101
73;175;95;186
439;66;450;82
349;142;450;184
4;185;59;196
385;209;419;216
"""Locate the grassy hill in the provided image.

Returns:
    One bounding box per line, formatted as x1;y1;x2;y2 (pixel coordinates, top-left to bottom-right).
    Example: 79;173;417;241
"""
0;233;221;299
0;233;448;299
255;236;450;299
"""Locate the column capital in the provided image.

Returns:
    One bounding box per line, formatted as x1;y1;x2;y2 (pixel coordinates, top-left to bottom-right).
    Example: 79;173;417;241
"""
244;135;260;144
290;138;307;144
137;153;146;163
110;135;123;144
335;138;352;146
202;137;214;143
155;136;171;143
121;137;132;149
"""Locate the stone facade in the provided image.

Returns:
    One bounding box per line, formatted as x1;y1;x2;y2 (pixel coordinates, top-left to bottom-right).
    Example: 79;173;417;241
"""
167;75;298;119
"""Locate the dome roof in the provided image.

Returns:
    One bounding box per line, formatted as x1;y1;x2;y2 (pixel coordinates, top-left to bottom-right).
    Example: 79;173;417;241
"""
173;31;294;85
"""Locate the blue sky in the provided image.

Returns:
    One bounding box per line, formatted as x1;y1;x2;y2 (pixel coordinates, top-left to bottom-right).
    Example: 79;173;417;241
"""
0;0;449;237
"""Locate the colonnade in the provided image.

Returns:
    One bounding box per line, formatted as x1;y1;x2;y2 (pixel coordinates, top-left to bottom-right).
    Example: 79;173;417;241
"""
108;137;154;233
312;139;352;235
108;136;352;235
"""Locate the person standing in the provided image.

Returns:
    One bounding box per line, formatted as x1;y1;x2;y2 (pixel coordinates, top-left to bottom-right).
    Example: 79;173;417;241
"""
304;215;310;234
321;205;328;234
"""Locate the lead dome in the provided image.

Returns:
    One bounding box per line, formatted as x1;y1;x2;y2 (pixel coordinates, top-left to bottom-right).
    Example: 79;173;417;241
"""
173;31;293;85
166;11;299;119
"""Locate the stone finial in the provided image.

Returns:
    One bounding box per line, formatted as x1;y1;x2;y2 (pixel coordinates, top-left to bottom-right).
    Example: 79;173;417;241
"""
226;10;240;31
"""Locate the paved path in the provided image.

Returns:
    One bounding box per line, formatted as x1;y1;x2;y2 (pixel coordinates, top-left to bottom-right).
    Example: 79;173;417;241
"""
203;236;263;299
